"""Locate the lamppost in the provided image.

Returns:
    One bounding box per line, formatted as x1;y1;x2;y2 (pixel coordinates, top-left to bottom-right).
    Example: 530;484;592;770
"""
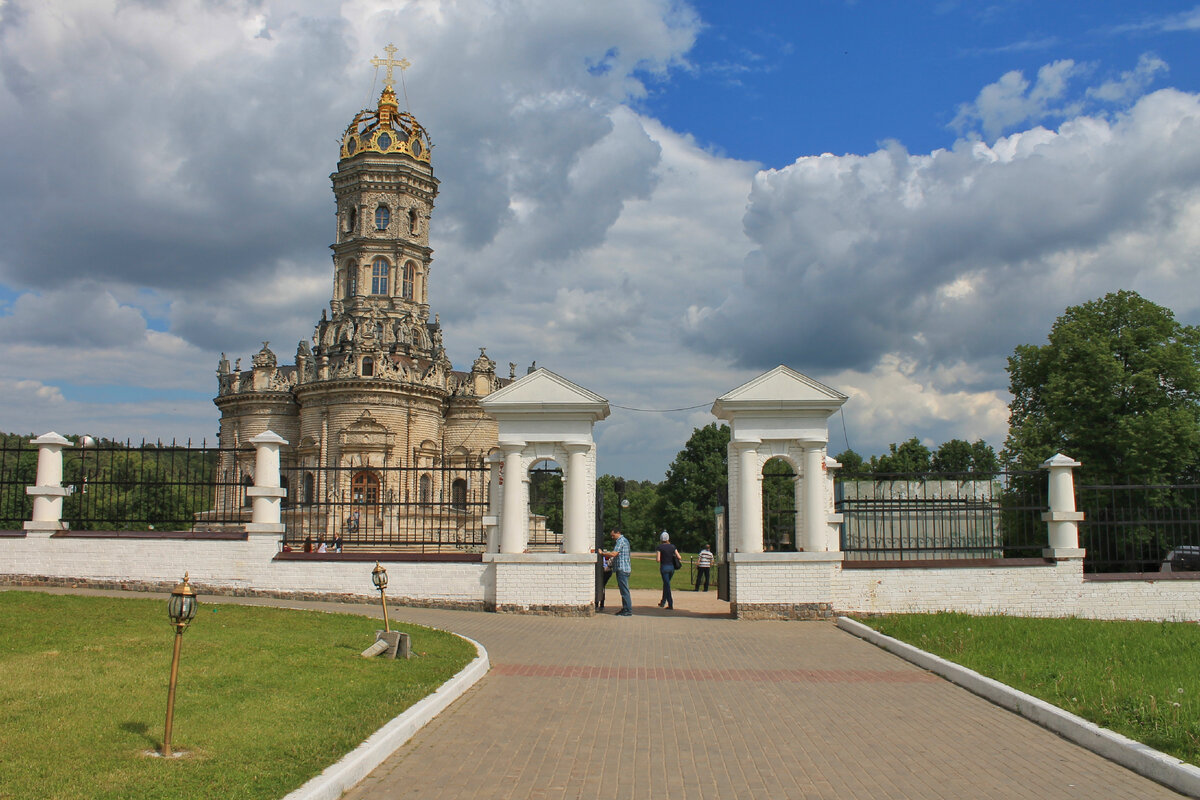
163;572;198;757
371;562;390;633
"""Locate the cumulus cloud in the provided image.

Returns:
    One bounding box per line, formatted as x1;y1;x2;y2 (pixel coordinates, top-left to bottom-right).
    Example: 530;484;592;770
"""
952;59;1085;139
686;80;1200;459
3;3;1199;479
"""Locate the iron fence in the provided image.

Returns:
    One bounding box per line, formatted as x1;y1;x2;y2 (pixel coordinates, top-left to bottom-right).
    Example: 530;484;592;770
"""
0;436;241;531
67;440;241;531
0;435;35;529
836;471;1048;561
280;463;494;553
1078;483;1200;573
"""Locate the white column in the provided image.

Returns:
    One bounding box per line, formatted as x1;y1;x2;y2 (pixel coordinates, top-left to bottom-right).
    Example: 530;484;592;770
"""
485;450;502;552
25;432;71;531
246;431;288;531
737;441;763;553
824;455;844;552
562;443;591;554
802;442;827;551
499;443;527;553
1041;453;1085;556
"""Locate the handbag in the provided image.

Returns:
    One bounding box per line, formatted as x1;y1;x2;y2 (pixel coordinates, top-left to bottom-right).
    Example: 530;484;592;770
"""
672;548;682;570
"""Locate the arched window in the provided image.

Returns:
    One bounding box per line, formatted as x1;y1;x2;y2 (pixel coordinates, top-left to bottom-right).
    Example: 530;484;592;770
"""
451;478;467;510
419;473;432;504
348;207;357;232
409;208;419;235
371;257;389;295
375;205;390;230
402;261;415;300
351;471;380;505
303;472;315;505
241;474;253;509
361;356;374;376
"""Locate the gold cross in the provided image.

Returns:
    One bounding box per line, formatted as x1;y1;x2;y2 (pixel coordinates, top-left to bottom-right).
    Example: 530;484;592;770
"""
370;44;410;89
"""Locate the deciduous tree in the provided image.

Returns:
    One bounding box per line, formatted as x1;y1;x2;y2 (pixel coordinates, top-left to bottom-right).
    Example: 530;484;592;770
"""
1004;290;1200;483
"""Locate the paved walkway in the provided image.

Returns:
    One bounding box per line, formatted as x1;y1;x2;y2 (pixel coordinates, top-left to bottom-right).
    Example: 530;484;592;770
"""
344;588;1183;800
9;584;1185;799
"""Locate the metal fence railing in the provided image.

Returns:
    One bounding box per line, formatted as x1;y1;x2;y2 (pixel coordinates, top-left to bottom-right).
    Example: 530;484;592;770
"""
836;471;1048;561
0;435;35;529
1;436;242;532
280;463;496;553
1078;483;1200;574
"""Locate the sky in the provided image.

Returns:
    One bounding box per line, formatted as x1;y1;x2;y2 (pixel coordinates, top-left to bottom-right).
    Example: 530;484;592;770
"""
1;0;1200;481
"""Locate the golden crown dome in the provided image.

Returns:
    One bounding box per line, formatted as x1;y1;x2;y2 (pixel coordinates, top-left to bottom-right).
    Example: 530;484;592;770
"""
340;86;433;164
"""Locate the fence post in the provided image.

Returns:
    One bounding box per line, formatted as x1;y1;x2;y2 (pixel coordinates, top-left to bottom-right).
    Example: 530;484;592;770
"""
1041;453;1085;559
24;432;71;532
246;431;288;533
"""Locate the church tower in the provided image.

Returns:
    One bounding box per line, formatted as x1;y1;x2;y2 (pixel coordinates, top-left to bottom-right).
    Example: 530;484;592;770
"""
214;47;509;509
315;49;442;378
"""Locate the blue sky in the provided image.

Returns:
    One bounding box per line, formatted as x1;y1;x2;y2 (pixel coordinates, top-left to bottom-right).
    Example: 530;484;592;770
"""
647;2;1200;163
2;1;1200;479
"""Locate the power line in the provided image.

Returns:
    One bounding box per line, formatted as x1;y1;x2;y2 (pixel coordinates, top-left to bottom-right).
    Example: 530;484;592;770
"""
609;402;711;414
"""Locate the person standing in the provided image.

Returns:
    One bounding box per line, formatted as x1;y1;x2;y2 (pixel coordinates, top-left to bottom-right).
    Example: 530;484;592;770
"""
655;531;679;610
695;543;714;592
600;529;633;616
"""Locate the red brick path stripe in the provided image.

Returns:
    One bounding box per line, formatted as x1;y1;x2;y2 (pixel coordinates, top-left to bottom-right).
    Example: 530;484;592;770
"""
491;663;940;683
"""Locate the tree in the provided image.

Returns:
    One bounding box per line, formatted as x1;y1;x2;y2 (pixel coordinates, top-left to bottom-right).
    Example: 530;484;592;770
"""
833;449;868;478
1004;290;1200;483
654;423;731;552
869;438;932;474
931;439;998;474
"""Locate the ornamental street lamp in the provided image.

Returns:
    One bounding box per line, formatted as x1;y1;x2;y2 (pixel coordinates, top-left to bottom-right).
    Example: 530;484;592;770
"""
162;572;198;757
371;562;390;633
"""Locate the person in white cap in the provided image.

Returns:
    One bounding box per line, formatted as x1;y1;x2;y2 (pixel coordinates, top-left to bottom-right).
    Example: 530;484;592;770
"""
655;531;680;610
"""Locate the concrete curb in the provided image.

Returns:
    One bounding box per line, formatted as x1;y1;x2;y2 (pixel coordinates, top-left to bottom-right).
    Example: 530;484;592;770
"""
281;632;490;800
837;616;1200;799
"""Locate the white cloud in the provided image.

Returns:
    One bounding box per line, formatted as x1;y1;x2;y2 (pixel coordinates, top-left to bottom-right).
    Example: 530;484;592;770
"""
3;7;1200;480
952;59;1085;139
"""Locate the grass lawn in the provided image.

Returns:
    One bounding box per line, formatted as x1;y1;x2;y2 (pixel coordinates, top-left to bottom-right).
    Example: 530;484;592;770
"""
858;613;1200;766
627;552;698;590
0;591;475;800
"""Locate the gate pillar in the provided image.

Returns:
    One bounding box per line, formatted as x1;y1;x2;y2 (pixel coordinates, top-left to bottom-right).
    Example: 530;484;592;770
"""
712;366;848;619
480;369;610;614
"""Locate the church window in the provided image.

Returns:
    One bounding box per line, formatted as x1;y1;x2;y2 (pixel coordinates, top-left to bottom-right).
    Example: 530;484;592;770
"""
409;208;419;235
375;205;390;230
419;473;432;504
362;356;374;376
241;474;253;508
451;478;467;510
351;471;380;505
371;257;389;295
402;261;415;300
303;472;315;505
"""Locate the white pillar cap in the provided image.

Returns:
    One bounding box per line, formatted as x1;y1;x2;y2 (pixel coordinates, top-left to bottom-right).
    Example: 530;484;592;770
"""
1041;453;1081;469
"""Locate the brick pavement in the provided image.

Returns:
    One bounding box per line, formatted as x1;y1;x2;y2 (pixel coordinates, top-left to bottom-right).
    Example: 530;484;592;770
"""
340;588;1186;800
8;584;1186;798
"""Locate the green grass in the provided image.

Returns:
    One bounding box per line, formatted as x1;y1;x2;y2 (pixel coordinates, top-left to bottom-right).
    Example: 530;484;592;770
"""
858;613;1200;766
627;552;697;590
0;591;474;800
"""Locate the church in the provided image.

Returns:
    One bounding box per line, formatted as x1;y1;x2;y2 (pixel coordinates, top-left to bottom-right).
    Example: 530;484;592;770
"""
212;50;515;545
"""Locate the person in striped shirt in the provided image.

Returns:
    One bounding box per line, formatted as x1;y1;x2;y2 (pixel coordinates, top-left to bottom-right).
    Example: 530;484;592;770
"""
695;543;714;592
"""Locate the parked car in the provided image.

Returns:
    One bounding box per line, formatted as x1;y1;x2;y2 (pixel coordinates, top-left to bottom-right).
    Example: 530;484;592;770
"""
1161;546;1200;572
